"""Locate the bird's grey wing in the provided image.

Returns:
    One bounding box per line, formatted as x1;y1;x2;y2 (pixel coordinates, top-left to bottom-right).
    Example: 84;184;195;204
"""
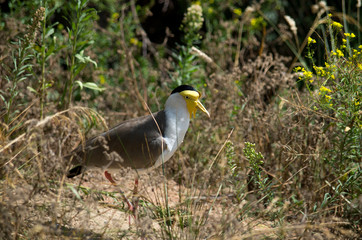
70;111;166;170
105;110;167;169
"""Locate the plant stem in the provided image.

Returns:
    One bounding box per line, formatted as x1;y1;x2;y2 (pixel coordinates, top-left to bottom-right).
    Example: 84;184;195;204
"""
67;36;77;109
68;7;80;109
61;3;79;109
40;10;46;119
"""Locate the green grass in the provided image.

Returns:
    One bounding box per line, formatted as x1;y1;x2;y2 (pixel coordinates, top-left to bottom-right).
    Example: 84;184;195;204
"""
0;0;361;239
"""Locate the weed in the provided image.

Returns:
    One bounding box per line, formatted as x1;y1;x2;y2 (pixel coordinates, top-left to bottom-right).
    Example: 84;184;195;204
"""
1;39;33;125
0;5;45;125
31;3;65;119
296;14;361;175
60;0;99;109
294;10;361;229
172;3;204;88
243;142;265;190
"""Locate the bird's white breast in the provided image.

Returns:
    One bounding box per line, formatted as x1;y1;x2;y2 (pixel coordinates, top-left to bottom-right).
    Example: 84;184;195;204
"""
143;93;190;171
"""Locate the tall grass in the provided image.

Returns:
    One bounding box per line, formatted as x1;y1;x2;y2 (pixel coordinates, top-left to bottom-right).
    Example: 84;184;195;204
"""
0;0;361;239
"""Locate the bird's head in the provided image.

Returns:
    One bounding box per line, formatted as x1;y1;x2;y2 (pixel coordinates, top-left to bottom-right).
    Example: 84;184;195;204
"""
170;85;210;118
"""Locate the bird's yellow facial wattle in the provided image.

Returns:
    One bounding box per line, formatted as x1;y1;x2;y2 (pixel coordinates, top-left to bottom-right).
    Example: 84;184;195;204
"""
179;90;210;118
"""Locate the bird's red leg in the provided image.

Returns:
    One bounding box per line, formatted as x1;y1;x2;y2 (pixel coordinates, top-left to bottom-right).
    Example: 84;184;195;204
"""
104;171;134;214
104;171;116;184
132;176;139;217
133;177;139;195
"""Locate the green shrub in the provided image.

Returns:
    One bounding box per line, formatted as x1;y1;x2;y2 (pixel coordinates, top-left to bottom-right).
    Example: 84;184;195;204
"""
296;14;361;226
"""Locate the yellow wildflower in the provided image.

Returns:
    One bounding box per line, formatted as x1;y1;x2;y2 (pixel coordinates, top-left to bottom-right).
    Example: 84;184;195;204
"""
111;13;119;23
344;33;356;38
295;67;314;83
331;21;343;29
294;66;302;71
303;69;313;79
325;95;332;101
336;49;344;57
130;38;139;46
331;50;344;58
233;8;242;16
313;66;326;76
251;18;257;26
99;75;106;84
320;86;332;93
250;17;266;30
308;37;316;45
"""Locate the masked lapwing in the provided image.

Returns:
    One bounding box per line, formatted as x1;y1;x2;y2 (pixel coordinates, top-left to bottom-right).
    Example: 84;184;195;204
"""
66;85;210;214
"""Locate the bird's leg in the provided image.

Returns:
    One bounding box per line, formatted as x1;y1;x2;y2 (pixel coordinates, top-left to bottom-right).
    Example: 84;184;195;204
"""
133;177;139;195
104;170;116;184
132;177;139;217
104;171;134;212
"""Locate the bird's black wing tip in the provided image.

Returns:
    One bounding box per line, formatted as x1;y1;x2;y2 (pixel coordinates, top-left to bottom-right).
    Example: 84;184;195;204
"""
67;166;83;178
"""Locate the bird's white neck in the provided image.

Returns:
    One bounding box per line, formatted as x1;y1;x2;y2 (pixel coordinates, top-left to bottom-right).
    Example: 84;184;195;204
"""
164;93;190;149
148;93;190;170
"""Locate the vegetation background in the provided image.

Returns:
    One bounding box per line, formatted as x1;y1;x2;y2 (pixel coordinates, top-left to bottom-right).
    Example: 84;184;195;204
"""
0;0;361;239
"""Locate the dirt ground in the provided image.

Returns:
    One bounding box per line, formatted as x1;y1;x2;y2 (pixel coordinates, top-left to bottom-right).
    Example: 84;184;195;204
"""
61;169;279;239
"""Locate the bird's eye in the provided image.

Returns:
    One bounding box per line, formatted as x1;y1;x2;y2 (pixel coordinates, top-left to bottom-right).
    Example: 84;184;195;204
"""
185;96;189;99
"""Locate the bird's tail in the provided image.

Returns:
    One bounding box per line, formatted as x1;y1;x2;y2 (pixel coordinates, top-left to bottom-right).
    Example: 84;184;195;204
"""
67;165;83;178
64;149;85;178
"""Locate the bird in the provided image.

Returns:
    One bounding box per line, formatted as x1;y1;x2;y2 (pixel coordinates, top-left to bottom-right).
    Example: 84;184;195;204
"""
66;85;210;215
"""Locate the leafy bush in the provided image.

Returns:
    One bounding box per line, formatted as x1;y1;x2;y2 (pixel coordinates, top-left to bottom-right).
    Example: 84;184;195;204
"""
295;12;361;229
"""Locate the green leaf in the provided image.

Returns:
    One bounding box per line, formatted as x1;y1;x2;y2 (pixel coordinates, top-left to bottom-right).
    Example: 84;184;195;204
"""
76;80;105;91
27;86;38;94
45;28;55;38
18;77;28;82
75;50;97;67
74;63;86;77
69;185;83;201
75;53;85;62
76;80;84;90
0;94;7;105
82;82;105;91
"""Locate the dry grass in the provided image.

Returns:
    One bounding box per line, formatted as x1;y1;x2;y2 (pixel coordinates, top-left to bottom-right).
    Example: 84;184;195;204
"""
1;1;361;239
